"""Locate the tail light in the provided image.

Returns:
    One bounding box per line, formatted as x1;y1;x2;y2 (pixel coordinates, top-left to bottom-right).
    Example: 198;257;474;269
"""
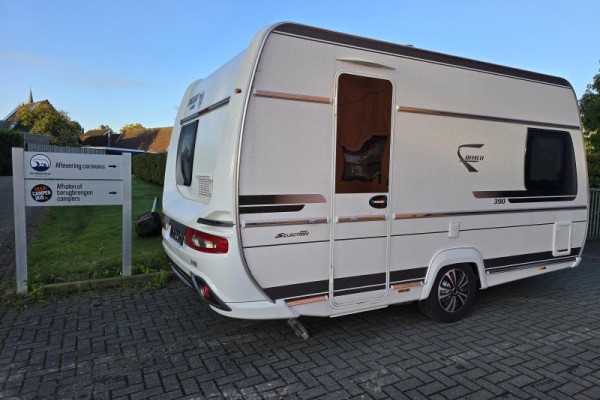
200;284;211;300
185;228;228;254
192;275;231;311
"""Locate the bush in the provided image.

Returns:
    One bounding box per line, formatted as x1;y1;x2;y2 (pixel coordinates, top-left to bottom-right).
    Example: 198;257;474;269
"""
0;130;24;175
132;152;167;185
588;153;600;188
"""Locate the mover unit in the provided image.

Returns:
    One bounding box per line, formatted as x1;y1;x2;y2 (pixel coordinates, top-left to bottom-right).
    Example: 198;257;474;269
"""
162;22;587;336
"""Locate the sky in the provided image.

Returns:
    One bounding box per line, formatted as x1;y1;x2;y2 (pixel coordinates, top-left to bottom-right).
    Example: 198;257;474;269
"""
1;0;599;132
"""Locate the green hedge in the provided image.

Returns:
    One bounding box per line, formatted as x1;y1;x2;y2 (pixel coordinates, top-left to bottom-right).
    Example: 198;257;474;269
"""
132;152;167;185
0;130;24;175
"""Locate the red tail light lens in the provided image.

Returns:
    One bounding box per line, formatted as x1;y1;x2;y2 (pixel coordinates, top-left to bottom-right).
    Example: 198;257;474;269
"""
200;285;211;300
185;228;229;254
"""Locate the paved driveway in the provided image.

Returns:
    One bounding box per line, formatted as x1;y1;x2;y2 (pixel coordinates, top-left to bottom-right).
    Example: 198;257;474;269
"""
1;254;600;399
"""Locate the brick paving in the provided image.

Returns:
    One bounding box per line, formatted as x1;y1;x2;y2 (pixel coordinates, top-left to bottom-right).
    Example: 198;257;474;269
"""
0;254;599;399
1;173;600;398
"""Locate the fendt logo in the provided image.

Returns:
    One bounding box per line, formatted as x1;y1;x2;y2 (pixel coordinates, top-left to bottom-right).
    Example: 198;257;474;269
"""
457;144;485;172
187;90;205;111
30;154;50;172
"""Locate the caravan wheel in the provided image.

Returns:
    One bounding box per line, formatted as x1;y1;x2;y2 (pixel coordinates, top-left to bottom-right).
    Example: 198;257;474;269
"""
418;264;476;323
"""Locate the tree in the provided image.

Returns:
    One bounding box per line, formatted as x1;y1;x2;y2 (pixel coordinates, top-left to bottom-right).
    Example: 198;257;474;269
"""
14;103;83;146
581;69;600;133
120;123;145;134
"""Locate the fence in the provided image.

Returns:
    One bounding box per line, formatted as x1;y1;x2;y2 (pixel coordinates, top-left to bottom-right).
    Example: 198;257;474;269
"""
26;143;106;154
589;189;600;239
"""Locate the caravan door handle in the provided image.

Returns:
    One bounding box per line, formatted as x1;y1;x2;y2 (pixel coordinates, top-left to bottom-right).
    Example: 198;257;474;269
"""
369;195;388;209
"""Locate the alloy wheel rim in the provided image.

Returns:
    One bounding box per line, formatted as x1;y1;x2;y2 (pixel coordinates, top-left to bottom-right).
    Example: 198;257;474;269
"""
437;269;469;312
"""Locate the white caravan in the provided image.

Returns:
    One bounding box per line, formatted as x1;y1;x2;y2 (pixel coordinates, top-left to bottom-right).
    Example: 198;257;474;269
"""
162;22;587;337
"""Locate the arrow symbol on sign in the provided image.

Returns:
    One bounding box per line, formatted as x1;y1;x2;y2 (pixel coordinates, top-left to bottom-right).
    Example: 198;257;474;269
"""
108;165;117;168
109;191;117;195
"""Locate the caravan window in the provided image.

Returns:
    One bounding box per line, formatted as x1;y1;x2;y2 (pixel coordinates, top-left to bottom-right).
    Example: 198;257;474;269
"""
176;121;199;186
525;128;576;196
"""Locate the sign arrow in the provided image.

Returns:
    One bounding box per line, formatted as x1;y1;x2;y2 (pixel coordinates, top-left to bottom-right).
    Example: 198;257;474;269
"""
108;165;117;168
109;191;118;195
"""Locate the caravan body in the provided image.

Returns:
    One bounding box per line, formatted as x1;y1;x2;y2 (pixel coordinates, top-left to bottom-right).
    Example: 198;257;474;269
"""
162;23;587;322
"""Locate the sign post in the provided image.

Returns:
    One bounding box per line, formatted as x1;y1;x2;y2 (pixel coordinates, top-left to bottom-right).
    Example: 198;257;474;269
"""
12;149;132;294
12;149;28;294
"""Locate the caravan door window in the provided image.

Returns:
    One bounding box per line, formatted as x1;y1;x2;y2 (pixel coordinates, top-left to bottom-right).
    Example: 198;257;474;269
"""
335;74;392;194
176;120;199;186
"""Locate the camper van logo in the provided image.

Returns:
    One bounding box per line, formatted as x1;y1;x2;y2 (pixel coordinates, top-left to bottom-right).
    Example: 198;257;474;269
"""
457;144;485;172
30;154;51;172
31;184;52;202
274;230;309;239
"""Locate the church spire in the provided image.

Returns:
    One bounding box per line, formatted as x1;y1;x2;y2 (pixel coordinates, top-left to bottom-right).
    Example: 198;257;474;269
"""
28;88;33;104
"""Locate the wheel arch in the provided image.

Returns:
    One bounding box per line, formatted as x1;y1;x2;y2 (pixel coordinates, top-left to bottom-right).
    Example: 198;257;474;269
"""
420;247;487;300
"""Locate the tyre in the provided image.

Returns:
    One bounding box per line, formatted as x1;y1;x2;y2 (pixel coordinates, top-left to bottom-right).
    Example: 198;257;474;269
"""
418;264;476;323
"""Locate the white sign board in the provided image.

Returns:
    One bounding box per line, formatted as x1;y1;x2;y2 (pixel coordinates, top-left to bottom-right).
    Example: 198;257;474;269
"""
12;148;132;295
25;180;123;206
24;151;123;180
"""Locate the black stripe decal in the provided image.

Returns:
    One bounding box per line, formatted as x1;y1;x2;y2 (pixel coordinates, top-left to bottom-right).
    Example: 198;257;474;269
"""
263;280;328;300
474;190;577;202
389;267;428;283
239;205;305;214
334;273;386;291
197;218;234;227
484;248;581;269
273;24;571;88
508;196;577;203
262;250;580;300
264;267;428;300
239;194;326;206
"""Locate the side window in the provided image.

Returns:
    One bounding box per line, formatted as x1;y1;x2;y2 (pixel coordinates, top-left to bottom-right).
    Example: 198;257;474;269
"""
335;74;393;194
525;128;576;196
176;120;199;186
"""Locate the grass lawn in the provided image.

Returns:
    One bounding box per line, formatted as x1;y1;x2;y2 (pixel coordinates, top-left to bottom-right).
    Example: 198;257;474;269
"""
28;177;168;285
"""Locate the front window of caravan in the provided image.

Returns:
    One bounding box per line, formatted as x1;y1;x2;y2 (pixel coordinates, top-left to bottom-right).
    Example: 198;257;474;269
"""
176;121;199;186
525;128;576;196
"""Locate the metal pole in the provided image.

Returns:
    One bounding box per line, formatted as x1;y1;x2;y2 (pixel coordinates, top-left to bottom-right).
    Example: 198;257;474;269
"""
122;153;132;276
12;148;27;294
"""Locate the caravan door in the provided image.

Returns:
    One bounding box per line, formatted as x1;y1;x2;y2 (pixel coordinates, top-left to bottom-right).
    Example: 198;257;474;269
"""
331;73;394;306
